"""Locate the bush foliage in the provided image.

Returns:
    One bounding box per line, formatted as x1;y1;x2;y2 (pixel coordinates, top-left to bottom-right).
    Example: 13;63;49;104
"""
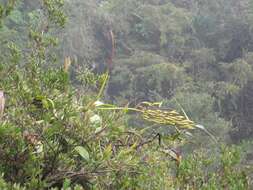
0;0;252;189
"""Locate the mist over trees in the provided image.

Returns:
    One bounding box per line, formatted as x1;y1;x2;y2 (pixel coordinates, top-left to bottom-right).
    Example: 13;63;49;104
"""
60;0;253;142
0;0;253;189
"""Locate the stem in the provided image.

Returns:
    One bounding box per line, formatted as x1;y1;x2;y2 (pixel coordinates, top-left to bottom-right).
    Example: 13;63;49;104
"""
96;70;109;100
97;107;142;113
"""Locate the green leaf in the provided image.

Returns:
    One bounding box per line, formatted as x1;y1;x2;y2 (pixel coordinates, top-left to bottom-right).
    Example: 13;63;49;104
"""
63;178;71;190
95;127;103;133
75;146;90;161
103;144;112;160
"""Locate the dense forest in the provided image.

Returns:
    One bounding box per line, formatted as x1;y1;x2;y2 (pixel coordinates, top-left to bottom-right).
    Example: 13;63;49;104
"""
0;0;253;189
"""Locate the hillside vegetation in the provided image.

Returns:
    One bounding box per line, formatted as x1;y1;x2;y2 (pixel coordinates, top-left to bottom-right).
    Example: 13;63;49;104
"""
0;0;253;189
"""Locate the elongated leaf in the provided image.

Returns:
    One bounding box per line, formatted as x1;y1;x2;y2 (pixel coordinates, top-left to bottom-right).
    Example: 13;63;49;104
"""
75;146;90;161
196;124;217;143
103;144;112;160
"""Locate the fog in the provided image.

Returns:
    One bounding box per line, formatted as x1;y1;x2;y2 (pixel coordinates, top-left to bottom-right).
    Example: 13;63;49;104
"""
60;0;253;142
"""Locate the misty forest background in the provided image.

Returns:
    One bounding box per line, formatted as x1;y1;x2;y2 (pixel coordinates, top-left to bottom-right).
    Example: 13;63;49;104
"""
1;0;253;189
